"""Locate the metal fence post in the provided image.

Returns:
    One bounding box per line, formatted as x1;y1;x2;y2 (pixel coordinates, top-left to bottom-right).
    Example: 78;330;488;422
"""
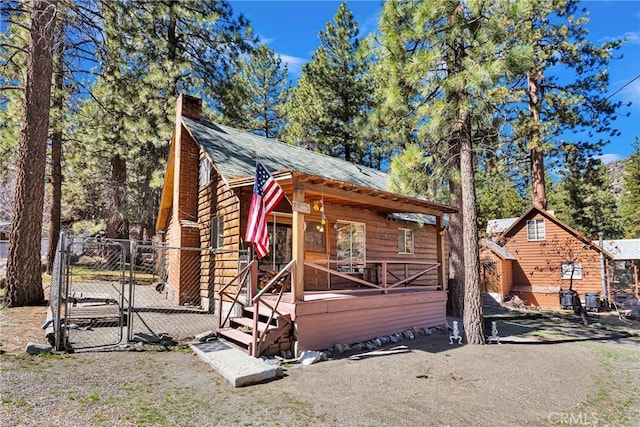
127;239;135;342
53;232;65;351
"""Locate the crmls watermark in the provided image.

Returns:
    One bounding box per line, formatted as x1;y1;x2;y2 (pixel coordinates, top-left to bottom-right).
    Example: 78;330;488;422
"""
548;412;599;425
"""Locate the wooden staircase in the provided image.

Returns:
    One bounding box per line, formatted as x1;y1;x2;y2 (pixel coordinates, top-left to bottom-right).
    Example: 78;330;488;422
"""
217;303;292;357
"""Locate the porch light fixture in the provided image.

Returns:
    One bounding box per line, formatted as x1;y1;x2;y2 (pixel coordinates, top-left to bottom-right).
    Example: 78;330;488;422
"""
439;226;448;236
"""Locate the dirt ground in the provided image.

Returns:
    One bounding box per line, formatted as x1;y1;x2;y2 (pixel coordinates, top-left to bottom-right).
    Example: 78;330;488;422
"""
1;304;639;427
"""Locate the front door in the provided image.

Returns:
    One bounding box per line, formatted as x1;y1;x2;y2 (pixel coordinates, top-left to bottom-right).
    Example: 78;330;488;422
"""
304;219;329;290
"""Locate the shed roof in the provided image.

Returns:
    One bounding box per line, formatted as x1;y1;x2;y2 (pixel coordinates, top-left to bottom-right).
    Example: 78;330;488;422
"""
486;217;518;235
480;238;517;260
597;239;640;261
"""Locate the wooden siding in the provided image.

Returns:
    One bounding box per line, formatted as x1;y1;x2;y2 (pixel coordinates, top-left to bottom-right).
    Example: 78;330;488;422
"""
503;212;604;307
235;194;445;291
479;249;514;299
198;168;243;302
293;290;447;351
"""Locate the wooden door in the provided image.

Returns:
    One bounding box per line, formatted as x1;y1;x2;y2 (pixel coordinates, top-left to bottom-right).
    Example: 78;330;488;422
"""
482;260;501;294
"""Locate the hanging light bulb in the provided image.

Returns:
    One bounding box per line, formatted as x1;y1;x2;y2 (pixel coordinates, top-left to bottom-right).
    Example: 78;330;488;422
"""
313;200;320;211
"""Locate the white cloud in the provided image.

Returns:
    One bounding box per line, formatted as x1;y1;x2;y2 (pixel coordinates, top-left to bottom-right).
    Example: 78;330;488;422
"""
277;53;307;76
257;35;273;45
622;31;640;45
597;153;624;164
601;31;640;45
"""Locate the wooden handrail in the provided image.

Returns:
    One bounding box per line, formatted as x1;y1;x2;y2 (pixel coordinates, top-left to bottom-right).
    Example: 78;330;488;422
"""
252;259;296;303
250;260;296;357
217;260;257;330
303;261;384;290
216;260;257;296
387;263;440;289
304;260;441;292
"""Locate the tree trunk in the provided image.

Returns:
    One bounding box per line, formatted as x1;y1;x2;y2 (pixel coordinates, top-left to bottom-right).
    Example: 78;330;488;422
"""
6;0;57;307
527;71;547;209
447;177;464;318
460;125;484;345
530;147;547;209
47;13;64;274
106;154;128;239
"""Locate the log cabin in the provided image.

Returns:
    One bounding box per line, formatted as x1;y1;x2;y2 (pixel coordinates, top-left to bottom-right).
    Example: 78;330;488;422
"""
156;95;457;357
481;206;615;308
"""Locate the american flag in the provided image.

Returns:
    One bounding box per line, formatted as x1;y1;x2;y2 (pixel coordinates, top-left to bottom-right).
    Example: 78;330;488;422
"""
244;161;285;259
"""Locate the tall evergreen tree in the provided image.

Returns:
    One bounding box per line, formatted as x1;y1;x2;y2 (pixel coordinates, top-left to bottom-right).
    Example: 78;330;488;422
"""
550;145;623;238
5;0;57;307
284;2;373;165
508;0;623;209
619;138;640;238
219;44;290;139
64;0;254;239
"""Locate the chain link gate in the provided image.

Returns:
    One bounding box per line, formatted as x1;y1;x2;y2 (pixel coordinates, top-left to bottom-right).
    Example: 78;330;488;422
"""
50;234;129;351
50;233;220;351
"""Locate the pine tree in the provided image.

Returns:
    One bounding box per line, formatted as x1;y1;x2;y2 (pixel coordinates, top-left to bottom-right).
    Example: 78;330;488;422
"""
5;0;57;307
376;0;526;340
551;145;623;238
476;169;526;235
620;138;640;238
219;44;290;139
63;0;254;239
508;0;623;209
284;2;373;165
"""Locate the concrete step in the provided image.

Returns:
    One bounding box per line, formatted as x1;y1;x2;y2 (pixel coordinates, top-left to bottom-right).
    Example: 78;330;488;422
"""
191;341;279;387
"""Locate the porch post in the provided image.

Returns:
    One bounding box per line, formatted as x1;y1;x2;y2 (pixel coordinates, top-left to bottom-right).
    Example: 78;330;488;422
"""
436;215;446;290
292;187;305;301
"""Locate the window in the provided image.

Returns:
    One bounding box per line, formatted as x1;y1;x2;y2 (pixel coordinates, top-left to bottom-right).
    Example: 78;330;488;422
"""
398;228;414;254
262;222;292;270
526;219;545;241
211;215;224;248
561;262;582;280
199;157;211;187
304;220;326;253
336;221;365;272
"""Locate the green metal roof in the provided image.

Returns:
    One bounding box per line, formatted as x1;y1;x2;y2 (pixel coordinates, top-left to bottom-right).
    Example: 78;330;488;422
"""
182;117;390;190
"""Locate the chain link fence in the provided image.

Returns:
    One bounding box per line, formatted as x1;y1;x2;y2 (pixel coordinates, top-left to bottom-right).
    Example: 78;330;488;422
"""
49;234;221;351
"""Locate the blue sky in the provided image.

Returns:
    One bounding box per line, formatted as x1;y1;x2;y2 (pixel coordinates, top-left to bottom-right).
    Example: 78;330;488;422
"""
231;0;640;163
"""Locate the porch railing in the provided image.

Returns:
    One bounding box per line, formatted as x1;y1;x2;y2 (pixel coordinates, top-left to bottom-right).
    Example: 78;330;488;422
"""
250;259;296;357
216;260;258;329
304;260;441;293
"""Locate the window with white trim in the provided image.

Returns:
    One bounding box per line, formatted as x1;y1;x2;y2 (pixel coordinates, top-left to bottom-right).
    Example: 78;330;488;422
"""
336;221;365;272
398;228;414;254
211;215;224;248
561;262;582;280
199;157;211;187
526;219;545;241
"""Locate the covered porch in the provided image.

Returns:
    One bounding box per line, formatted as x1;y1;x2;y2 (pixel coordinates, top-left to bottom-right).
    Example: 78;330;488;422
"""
217;248;449;356
216;170;456;356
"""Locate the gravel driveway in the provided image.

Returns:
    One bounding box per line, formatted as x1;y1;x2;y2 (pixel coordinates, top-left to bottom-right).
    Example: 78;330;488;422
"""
1;305;639;426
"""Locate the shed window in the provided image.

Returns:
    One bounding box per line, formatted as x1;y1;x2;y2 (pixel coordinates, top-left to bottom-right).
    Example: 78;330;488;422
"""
199;157;211;187
526;219;545;241
398;228;414;254
211;215;224;248
561;262;582;280
336;221;365;273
